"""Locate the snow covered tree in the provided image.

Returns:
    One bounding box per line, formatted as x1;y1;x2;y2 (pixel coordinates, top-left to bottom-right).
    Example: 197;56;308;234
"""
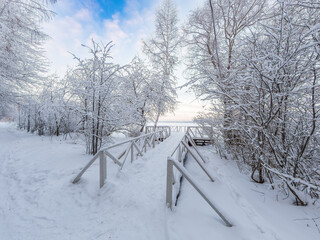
188;0;320;204
17;74;78;137
184;0;268;145
68;40;132;155
236;0;320;204
0;0;55;115
143;0;180;127
121;56;155;135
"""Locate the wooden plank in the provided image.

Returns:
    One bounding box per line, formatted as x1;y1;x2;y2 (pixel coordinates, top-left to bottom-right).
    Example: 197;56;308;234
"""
120;143;132;170
72;152;100;183
166;158;174;209
146;137;152;148
152;134;156;148
132;141;143;156
188;128;196;138
104;151;122;166
99;152;106;188
171;142;181;157
143;138;147;152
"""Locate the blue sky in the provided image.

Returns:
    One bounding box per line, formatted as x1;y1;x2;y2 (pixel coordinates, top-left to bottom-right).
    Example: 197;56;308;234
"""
94;0;153;19
95;0;127;18
44;0;206;121
53;0;154;26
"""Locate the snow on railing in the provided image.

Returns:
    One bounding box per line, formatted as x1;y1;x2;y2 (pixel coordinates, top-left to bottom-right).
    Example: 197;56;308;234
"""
166;129;232;227
170;132;213;181
166;158;232;227
145;125;172;135
187;126;214;139
73;127;171;188
145;125;214;137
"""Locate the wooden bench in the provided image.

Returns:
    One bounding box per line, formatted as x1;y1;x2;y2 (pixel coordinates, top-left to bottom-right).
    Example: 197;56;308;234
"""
189;138;214;146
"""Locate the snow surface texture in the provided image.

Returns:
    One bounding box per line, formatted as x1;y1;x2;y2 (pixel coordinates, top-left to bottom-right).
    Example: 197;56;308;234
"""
168;147;320;240
0;122;319;240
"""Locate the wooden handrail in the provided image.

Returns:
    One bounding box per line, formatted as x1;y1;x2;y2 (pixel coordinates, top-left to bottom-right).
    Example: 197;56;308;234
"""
170;131;214;182
166;158;232;227
145;126;214;141
72;128;171;187
165;128;233;227
101;128;170;151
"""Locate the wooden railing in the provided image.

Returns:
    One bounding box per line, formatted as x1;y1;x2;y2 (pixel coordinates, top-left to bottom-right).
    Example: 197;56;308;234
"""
145;125;214;138
170;131;214;181
145;126;171;135
166;158;232;227
166;130;232;227
73;128;170;188
169;126;189;132
145;125;191;133
187;126;214;139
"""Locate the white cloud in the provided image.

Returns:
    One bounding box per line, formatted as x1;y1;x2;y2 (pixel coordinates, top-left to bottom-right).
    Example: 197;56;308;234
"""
74;8;93;21
43;0;206;72
43;0;206;121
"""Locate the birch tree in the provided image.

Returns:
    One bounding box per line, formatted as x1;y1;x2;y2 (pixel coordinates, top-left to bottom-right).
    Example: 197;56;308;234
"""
143;0;180;127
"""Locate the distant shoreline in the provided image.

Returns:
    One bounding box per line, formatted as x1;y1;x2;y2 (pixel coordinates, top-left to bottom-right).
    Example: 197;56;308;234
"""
146;121;197;126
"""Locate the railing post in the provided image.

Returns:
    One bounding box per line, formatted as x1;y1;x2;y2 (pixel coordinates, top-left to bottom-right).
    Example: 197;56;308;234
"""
166;158;174;209
152;134;155;148
178;144;182;162
99;151;107;188
144;138;147;153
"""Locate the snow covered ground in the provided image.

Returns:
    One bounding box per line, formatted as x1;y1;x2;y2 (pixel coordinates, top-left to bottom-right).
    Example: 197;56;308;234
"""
0;122;319;240
168;147;320;240
0;122;184;240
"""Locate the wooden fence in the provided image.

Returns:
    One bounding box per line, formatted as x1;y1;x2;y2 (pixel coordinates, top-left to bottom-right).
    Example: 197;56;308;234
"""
166;130;232;227
73;128;170;188
145;125;214;136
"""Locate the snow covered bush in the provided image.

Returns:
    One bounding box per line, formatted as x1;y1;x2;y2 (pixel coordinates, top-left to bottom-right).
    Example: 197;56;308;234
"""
186;0;320;204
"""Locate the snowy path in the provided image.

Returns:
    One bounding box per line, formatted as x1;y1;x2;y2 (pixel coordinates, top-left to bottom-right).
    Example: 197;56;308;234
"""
81;131;184;240
0;122;184;240
1;123;319;240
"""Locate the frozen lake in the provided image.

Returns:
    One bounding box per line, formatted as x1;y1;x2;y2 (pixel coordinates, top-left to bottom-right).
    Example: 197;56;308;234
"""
147;121;198;127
